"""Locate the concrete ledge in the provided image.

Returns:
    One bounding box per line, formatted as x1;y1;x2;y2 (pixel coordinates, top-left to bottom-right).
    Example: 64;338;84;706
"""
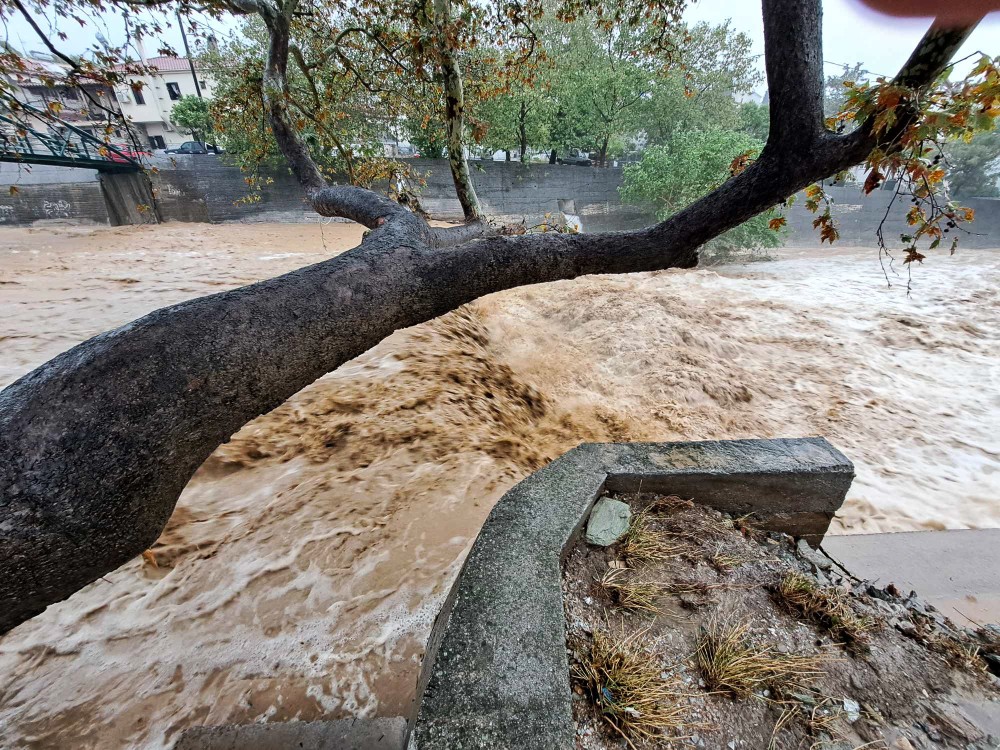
412;438;853;749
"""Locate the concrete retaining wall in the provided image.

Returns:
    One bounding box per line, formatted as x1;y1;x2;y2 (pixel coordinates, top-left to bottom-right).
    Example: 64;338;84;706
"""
413;438;853;749
0;180;111;226
1;156;998;247
99;172;160;226
782;187;1000;249
145;157;650;232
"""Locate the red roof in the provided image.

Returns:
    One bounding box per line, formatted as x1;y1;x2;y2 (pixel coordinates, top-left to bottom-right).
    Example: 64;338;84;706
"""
112;56;199;73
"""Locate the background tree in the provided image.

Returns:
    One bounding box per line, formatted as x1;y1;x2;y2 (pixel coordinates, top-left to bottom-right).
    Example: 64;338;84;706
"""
473;86;554;161
546;18;651;166
169;95;213;139
643;21;760;143
203;16;397;188
621;129;783;257
824;61;867;117
944;129;1000;197
405;116;449;158
738;100;770;141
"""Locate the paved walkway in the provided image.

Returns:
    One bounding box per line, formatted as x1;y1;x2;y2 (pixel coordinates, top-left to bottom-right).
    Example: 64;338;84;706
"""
823;529;1000;625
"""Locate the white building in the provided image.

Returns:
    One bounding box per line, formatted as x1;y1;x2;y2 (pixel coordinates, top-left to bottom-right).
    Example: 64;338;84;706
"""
2;52;125;137
114;55;216;150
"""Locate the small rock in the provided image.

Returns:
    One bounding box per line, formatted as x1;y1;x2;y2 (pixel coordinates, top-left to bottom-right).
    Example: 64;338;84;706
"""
728;741;737;750
586;497;632;547
797;538;833;570
843;698;861;723
891;736;915;750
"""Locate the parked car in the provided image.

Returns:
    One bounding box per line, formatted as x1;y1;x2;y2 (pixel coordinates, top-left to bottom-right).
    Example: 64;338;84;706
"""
164;141;224;155
556;149;593;166
106;144;152;163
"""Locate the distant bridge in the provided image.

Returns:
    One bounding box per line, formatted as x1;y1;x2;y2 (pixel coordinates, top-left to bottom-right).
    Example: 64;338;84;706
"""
0;102;143;173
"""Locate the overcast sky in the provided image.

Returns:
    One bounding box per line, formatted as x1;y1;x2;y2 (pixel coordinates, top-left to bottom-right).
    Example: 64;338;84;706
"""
686;0;1000;87
6;0;999;86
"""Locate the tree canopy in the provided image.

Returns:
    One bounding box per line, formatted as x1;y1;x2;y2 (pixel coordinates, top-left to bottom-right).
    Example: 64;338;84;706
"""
621;129;783;256
169;94;213;138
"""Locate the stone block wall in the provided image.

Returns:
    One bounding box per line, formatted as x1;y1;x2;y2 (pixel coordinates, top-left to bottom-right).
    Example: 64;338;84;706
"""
0;180;111;226
1;156;999;247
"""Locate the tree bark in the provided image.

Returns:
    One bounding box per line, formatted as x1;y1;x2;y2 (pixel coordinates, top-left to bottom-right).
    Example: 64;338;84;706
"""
0;0;979;634
518;99;528;161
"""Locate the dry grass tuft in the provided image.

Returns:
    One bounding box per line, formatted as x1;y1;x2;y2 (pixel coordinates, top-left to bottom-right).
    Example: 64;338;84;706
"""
709;545;757;573
928;633;989;674
622;509;685;566
644;495;694;514
775;573;878;646
599;568;663;614
574;628;686;743
696;618;825;699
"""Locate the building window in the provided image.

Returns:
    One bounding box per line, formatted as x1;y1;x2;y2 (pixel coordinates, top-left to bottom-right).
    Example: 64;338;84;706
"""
133;88;146;105
199;81;207;90
150;135;166;149
167;82;182;100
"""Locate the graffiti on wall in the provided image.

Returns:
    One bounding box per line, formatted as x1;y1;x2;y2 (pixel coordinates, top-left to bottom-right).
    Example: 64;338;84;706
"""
43;199;72;218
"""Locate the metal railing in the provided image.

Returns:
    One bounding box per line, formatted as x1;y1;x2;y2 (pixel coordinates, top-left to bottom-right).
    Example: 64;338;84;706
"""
0;101;142;173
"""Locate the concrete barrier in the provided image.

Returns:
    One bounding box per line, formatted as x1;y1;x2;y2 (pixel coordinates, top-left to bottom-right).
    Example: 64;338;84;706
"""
99;172;160;226
412;438;853;749
3;157;998;246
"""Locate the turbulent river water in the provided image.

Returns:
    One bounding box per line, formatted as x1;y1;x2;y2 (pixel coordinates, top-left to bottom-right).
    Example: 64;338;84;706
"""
1;222;997;748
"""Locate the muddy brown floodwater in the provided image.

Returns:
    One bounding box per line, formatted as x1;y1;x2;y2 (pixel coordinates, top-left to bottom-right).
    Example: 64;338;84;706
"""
0;222;998;749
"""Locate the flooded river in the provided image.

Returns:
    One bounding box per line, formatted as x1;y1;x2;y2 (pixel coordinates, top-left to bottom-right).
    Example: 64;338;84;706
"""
1;223;997;748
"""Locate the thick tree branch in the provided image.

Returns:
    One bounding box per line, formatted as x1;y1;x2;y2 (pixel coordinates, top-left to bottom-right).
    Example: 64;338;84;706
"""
831;21;978;164
428;221;498;246
762;0;826;151
310;185;409;227
258;0;329;194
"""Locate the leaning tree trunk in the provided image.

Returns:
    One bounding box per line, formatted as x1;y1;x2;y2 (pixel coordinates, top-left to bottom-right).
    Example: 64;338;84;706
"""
0;0;977;634
434;0;483;221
